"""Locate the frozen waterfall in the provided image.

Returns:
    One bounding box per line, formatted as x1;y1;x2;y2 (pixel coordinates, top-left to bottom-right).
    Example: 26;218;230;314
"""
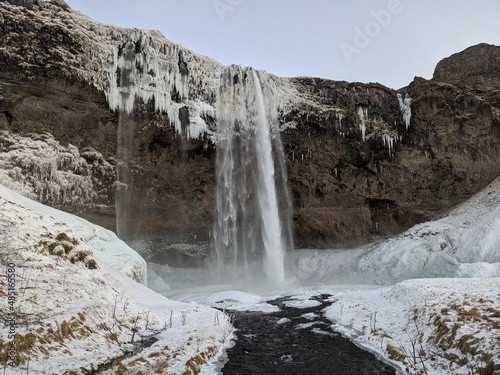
213;66;293;286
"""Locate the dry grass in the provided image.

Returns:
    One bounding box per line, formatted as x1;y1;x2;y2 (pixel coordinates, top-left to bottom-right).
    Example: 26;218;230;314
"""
428;302;500;374
115;362;128;375
0;338;9;365
13;332;36;365
128;356;150;366
386;343;406;362
36;232;99;270
182;346;218;375
154;359;170;373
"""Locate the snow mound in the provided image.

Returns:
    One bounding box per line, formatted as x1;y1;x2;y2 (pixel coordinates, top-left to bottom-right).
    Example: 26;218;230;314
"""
207;290;263;305
291;177;500;285
0;183;233;373
206;291;279;313
0;183;145;284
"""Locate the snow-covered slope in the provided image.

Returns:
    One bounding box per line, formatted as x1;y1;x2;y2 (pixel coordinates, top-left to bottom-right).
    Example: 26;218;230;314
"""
0;183;232;373
292;176;500;285
0;183;145;284
326;278;500;375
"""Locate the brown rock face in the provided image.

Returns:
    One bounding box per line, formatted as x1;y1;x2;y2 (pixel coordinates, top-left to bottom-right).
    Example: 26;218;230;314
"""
433;43;500;90
286;77;500;248
1;1;499;264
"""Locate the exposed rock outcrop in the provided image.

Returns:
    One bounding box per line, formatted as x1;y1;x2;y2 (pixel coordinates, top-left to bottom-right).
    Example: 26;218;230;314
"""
433;43;500;90
1;0;499;264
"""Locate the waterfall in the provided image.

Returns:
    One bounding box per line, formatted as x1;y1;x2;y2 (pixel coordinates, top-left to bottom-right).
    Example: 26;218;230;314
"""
213;66;292;285
115;113;134;241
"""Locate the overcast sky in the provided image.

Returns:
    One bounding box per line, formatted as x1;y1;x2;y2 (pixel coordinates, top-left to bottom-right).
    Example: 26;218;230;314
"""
65;0;500;89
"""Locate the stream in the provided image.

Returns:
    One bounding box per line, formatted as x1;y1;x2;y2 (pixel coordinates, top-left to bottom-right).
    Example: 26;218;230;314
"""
220;294;397;375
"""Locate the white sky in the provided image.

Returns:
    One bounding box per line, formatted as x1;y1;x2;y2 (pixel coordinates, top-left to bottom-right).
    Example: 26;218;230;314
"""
64;0;500;89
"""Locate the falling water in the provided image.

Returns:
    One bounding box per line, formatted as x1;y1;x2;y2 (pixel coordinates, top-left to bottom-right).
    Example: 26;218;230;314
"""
213;66;292;285
115;113;134;241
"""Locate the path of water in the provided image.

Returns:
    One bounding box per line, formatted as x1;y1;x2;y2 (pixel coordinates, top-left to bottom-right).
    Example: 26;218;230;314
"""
213;67;291;285
221;294;397;375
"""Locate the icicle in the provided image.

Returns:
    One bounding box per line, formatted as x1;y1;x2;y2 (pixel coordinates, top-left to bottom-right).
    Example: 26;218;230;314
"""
357;106;368;141
397;93;412;130
336;112;344;128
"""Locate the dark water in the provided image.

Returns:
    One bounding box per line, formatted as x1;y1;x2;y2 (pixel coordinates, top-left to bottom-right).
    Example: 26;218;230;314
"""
221;294;397;375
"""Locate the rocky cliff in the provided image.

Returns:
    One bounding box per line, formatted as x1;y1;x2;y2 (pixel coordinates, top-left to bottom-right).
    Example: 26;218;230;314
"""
1;0;499;264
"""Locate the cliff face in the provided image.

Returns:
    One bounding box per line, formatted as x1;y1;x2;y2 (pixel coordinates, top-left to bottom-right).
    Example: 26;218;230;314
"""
433;43;500;91
1;0;499;263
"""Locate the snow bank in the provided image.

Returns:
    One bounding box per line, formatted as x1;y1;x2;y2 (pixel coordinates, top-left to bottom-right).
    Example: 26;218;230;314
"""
326;278;500;374
0;183;145;284
0;183;233;374
291;177;500;285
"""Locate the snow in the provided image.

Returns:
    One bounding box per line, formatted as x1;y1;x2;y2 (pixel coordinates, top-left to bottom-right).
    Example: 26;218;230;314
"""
205;291;279;313
0;183;233;374
326;278;500;374
0;183;145;284
283;298;322;309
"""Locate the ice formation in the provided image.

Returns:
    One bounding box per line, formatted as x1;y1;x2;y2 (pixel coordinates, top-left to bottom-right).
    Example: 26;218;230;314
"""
103;31;222;140
381;133;400;156
335;112;344;128
397;93;412;129
0;131;112;208
357;106;368;141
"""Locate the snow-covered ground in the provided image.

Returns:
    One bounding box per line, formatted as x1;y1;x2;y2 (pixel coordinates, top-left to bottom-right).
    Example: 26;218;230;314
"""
290;177;500;285
0;184;232;374
155;176;500;374
1;174;499;375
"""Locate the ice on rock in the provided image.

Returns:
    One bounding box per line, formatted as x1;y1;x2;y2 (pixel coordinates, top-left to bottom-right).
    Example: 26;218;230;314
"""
0;131;112;208
103;31;221;140
397;93;412;129
357;106;368;141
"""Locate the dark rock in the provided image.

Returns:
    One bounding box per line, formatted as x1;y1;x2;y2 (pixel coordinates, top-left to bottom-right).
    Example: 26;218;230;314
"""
433;43;500;90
